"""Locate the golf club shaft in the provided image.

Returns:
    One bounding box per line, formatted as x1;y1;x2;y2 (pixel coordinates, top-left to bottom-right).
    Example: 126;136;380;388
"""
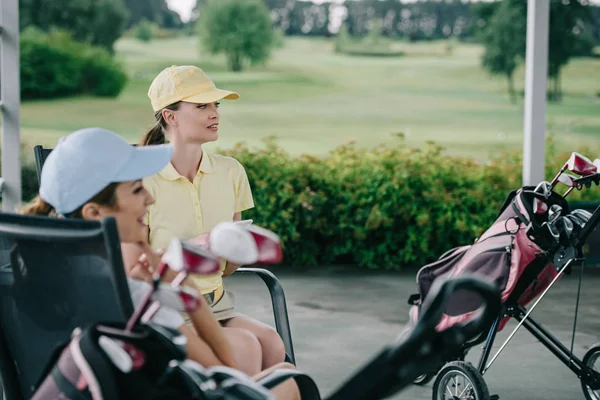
126;262;170;332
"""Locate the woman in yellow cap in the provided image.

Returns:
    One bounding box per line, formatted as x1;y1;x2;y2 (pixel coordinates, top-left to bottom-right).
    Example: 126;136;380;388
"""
128;65;286;376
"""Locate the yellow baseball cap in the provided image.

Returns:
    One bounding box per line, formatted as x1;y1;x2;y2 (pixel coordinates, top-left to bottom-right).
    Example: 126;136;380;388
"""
148;65;239;112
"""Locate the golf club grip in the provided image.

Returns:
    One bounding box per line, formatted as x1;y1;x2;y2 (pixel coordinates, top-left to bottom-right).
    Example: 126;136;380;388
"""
417;275;502;338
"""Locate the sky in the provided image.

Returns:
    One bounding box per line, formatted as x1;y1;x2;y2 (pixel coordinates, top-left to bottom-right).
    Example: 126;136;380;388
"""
166;0;348;22
167;0;600;23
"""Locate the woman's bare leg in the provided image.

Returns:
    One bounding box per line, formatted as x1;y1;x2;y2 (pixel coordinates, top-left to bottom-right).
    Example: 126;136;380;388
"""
223;316;286;369
254;362;301;400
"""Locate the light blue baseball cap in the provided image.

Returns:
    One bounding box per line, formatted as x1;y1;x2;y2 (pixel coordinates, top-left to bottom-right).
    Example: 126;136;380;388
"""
40;127;173;215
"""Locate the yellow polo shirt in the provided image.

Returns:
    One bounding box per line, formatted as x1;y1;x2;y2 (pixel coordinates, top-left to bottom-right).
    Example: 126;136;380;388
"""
143;151;254;294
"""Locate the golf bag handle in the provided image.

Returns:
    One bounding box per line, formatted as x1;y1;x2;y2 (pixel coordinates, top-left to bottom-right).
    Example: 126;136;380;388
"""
396;274;502;358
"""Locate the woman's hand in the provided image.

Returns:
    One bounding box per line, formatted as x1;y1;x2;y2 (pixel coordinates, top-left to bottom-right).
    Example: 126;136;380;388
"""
122;241;164;282
189;232;210;248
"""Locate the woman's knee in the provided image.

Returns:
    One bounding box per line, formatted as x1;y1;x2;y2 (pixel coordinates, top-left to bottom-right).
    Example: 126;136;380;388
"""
271;362;295;371
224;328;262;374
257;326;286;361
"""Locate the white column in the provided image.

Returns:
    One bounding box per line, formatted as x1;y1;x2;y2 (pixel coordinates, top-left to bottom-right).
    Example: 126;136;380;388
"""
0;0;22;212
522;0;550;186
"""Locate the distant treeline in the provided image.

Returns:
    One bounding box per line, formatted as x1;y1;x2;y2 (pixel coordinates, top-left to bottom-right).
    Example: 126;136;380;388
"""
255;0;600;42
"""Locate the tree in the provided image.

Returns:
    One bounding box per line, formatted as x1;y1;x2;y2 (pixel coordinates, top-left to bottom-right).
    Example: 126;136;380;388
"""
480;0;526;103
198;0;275;72
122;0;183;29
135;18;154;42
481;0;595;103
335;23;350;53
19;0;128;52
546;0;593;101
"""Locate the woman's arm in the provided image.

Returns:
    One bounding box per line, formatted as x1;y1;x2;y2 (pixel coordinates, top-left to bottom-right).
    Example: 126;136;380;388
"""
121;242;238;368
185;294;238;368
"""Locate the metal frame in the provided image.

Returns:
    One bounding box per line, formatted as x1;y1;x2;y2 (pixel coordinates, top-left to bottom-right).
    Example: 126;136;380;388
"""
0;0;21;212
471;203;600;394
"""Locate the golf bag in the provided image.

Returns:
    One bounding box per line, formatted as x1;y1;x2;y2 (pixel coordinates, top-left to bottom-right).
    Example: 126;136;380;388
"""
30;321;258;400
408;186;573;333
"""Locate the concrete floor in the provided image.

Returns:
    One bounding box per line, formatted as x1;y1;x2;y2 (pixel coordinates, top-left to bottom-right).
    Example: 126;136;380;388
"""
227;265;600;399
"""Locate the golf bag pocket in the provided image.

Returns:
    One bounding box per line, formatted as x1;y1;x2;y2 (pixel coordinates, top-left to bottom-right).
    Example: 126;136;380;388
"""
32;323;190;400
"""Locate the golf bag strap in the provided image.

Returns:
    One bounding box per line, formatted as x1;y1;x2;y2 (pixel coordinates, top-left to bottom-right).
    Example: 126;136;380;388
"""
407;293;420;306
511;199;530;226
78;328;120;399
51;365;89;400
257;370;321;400
495;190;518;219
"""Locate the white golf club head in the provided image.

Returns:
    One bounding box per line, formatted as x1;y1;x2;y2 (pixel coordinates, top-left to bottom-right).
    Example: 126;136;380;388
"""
162;237;185;272
557;173;576;188
209;222;260;265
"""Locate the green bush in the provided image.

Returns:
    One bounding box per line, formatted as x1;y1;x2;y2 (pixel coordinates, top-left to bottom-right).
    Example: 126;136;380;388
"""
218;136;600;270
334;23;404;58
20;28;127;99
135;18;154;42
12;135;600;269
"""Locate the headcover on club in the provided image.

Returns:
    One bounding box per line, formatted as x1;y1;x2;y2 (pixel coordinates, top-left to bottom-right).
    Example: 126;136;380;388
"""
245;225;283;264
567;152;597;176
162;237;220;275
557;173;577;187
152;284;202;313
210;222;260;265
209;222;284;265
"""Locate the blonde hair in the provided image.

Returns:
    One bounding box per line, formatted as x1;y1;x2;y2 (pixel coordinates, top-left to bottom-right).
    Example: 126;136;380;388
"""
138;101;182;146
20;183;120;218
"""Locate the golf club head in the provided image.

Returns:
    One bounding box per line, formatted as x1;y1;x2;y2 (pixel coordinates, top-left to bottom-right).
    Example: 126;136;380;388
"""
152;284;202;313
180;241;221;275
162;237;220;275
245;225;283;264
209;222;284;265
559;216;574;241
543;221;561;243
567;152;597;176
548;205;563;224
566;214;587;231
209;222;260;265
557;173;577;188
534;181;552;198
570;209;592;225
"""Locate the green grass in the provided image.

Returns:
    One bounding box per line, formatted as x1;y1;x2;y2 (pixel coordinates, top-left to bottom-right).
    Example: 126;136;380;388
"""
18;36;600;161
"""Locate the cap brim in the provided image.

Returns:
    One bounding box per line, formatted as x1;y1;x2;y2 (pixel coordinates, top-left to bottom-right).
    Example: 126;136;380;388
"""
182;88;239;104
114;144;174;182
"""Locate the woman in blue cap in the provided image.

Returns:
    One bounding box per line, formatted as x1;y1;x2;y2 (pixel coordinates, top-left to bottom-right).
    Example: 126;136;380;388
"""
20;127;300;400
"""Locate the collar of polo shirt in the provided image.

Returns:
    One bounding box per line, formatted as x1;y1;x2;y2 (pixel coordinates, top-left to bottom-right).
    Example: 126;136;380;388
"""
159;152;215;181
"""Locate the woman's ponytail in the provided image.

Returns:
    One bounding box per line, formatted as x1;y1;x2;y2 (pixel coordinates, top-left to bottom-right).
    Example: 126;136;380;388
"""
19;195;55;216
139;101;182;147
139;121;166;146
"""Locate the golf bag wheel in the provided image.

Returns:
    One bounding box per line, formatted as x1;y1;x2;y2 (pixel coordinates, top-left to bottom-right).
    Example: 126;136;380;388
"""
413;371;437;386
432;361;489;400
581;343;600;400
